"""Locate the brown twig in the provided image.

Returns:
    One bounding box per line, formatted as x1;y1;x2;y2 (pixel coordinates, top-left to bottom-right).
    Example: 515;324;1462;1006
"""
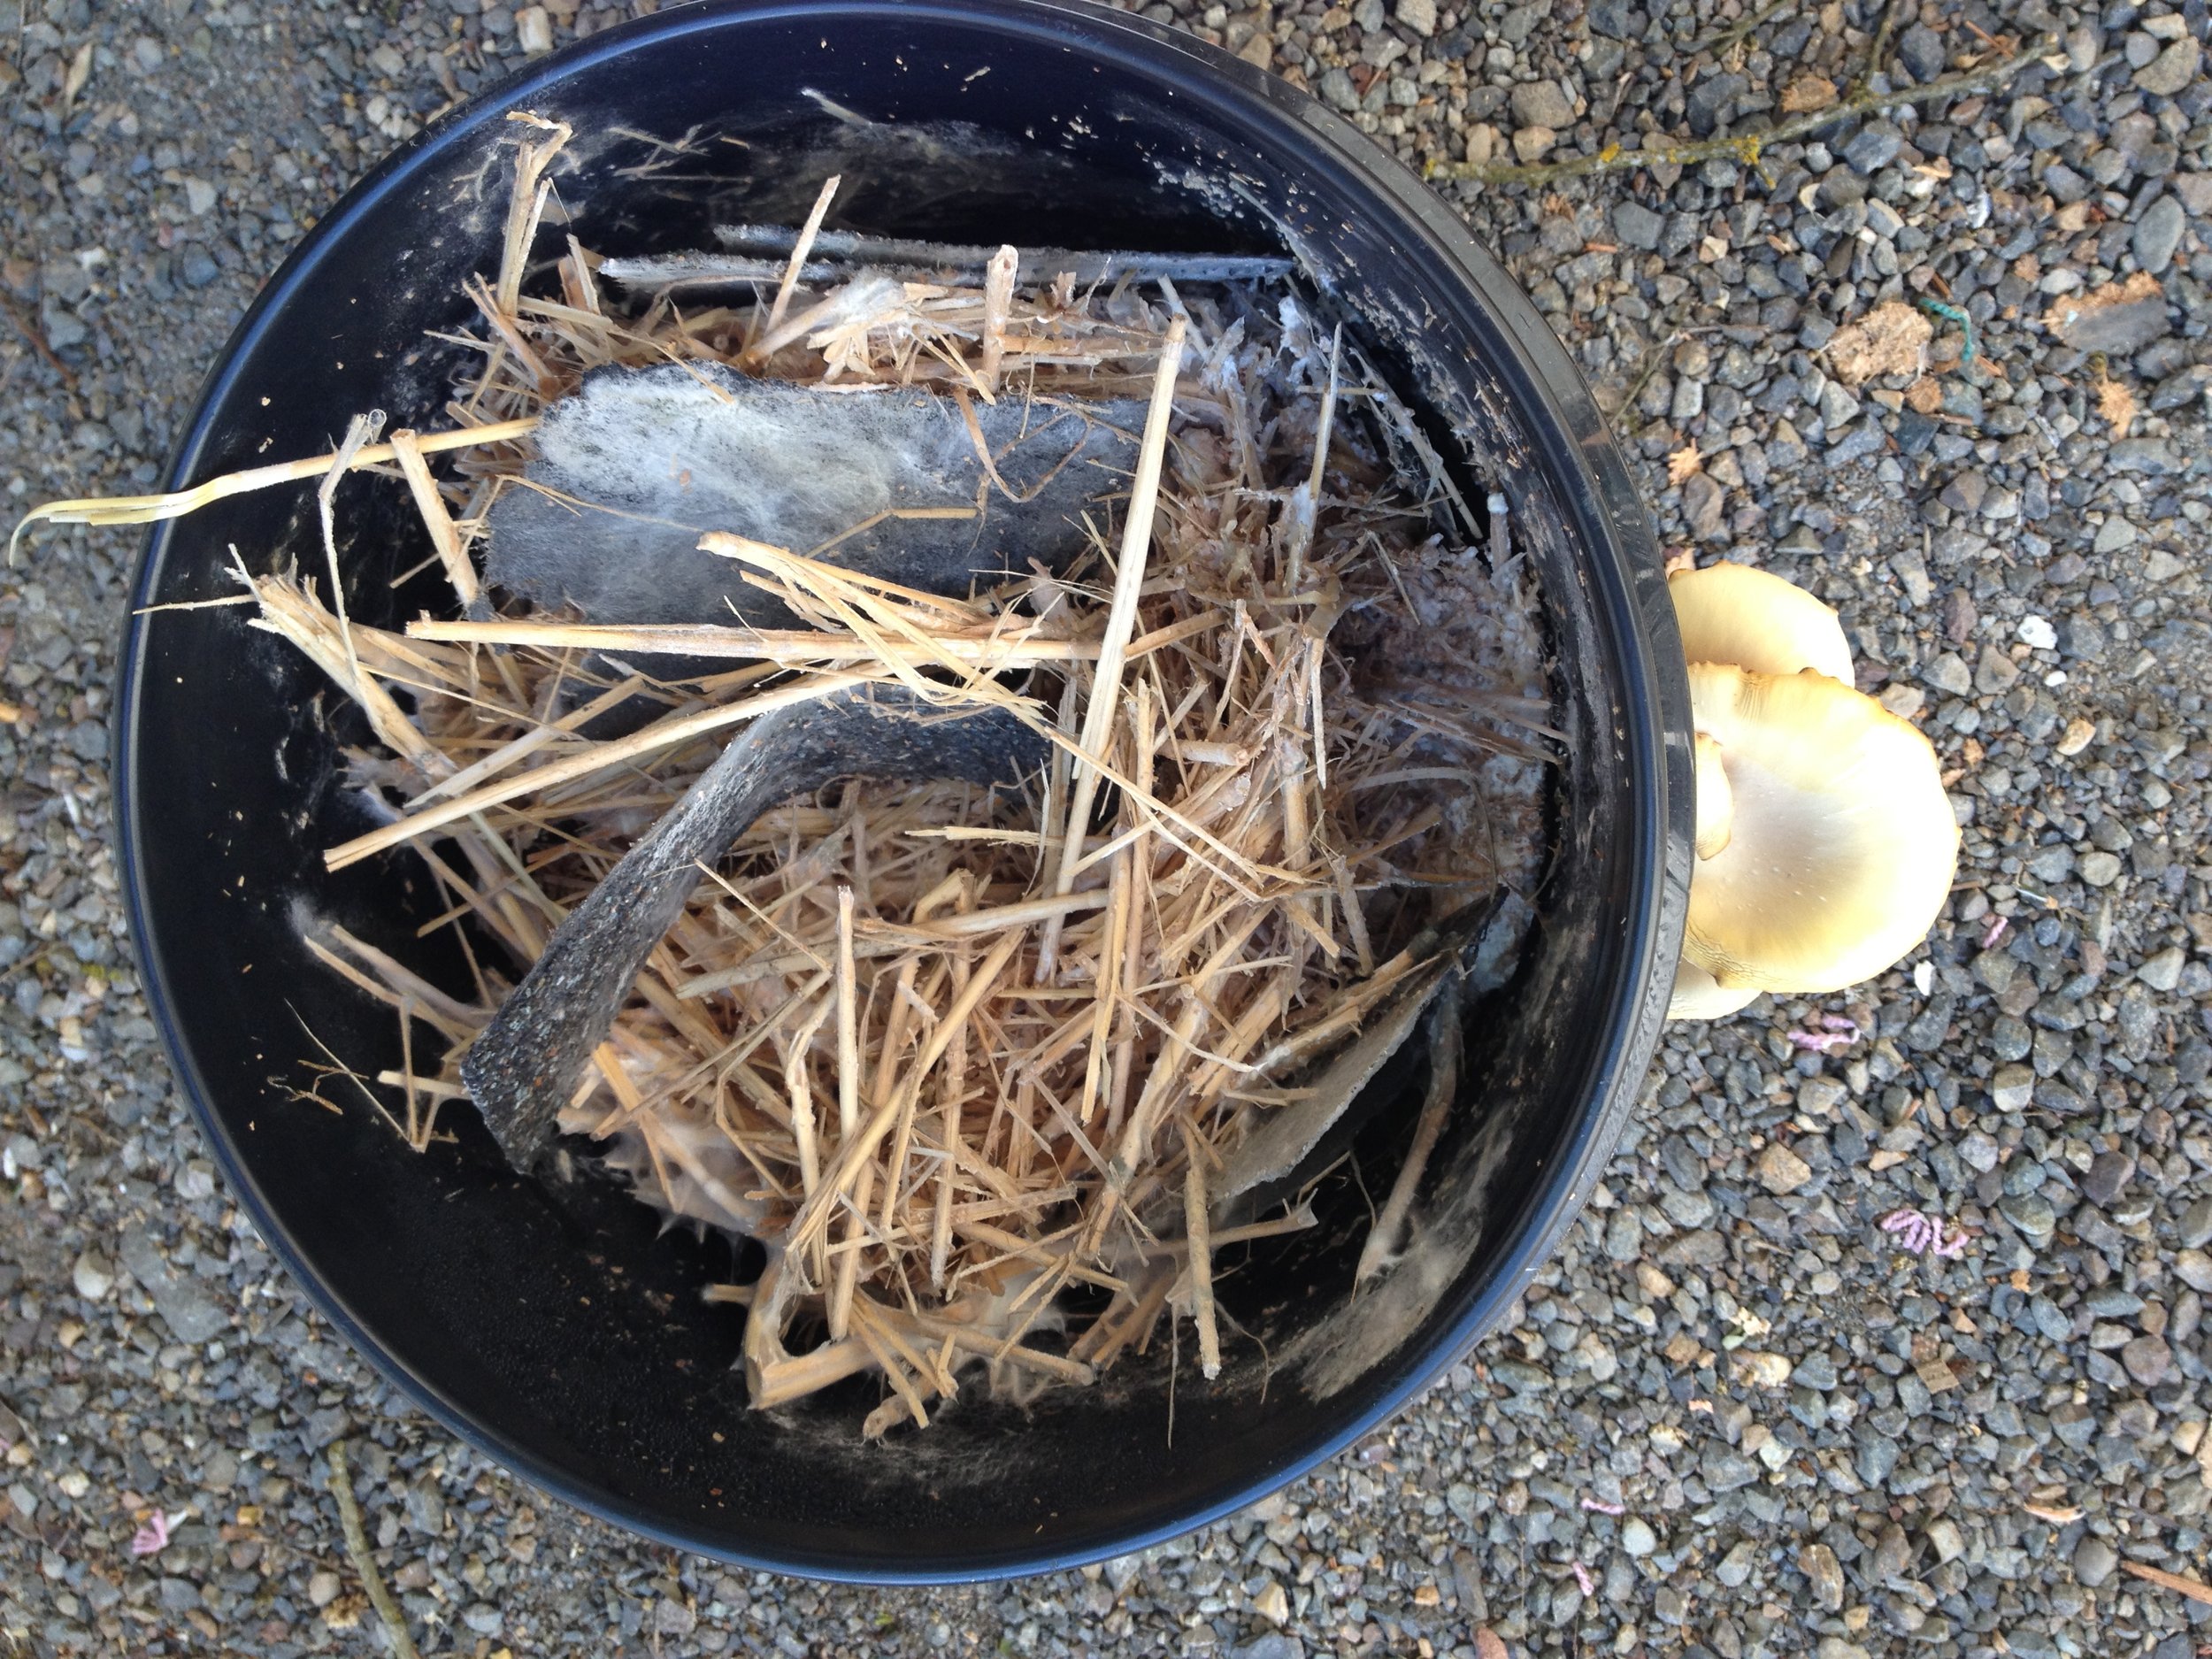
1851;0;1907;98
1425;38;2048;186
1692;0;1797;57
2120;1560;2212;1608
326;1441;422;1659
0;292;76;386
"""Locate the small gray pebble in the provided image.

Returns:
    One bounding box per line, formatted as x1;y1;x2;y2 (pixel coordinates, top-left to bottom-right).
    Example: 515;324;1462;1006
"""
2073;1535;2118;1588
2133;196;2186;276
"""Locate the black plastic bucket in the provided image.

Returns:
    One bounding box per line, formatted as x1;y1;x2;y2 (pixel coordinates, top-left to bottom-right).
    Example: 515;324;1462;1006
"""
116;0;1691;1580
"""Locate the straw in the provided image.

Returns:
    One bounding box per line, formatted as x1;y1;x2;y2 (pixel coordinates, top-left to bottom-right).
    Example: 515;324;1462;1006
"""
24;111;1554;1434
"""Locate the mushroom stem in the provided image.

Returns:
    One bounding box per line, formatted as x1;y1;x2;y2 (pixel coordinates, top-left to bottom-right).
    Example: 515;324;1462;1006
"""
1668;959;1760;1021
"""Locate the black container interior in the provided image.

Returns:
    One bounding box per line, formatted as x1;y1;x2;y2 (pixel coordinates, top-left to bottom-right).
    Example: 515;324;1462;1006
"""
116;0;1689;1578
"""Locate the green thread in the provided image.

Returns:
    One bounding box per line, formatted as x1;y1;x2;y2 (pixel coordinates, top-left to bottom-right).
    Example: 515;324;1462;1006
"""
1916;297;1975;365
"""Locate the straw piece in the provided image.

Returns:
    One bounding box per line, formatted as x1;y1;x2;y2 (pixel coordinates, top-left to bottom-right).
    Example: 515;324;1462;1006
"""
835;887;860;1138
979;243;1017;393
408;616;1102;668
323;671;878;871
10;416;538;556
1354;974;1461;1284
1038;315;1186;977
388;428;481;611
756;173;841;355
1181;1120;1222;1380
497;113;572;318
317;411;386;691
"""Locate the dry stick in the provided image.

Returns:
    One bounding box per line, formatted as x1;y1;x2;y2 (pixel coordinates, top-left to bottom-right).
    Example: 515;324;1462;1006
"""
2120;1561;2212;1608
565;234;603;316
1180;1120;1222;1380
1077;677;1149;1133
244;572;449;779
10;415;539;555
1353;975;1462;1285
327;1441;422;1659
1077;814;1132;1133
1277;649;1316;945
1851;0;1906;99
1038;314;1187;979
1424;40;2048;185
872;956;931;1232
756;173;841;355
0;291;76;386
828;1164;874;1343
322;670;877;870
388;428;481;610
1691;0;1795;55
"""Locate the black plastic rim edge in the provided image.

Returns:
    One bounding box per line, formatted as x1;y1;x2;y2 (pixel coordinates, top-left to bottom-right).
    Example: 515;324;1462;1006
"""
113;0;1691;1583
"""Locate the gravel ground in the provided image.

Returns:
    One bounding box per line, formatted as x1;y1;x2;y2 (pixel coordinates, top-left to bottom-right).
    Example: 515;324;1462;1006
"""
2;0;2208;1654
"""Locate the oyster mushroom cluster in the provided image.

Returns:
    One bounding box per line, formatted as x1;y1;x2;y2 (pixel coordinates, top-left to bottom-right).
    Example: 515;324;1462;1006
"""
1667;563;1960;1021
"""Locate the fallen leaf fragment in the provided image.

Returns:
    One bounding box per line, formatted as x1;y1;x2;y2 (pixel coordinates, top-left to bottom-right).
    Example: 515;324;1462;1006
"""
2096;373;2136;436
2022;1501;2083;1524
1825;302;1933;386
1667;444;1703;486
1780;74;1838;113
63;41;92;105
2121;1560;2212;1607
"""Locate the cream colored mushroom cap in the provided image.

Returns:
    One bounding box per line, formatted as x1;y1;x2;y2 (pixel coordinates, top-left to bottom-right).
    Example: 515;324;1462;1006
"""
1686;663;1958;994
1670;563;1855;682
